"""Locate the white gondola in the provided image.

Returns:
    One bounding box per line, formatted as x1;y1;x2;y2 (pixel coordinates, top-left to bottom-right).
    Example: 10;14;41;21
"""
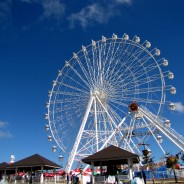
52;145;57;152
146;41;151;48
163;59;168;66
155;49;161;56
135;36;140;43
157;135;163;143
164;119;171;127
169;103;175;110
168;72;174;79
45;114;49;120
123;33;129;40
170;87;176;94
48;135;52;142
58;155;63;162
45;124;49;131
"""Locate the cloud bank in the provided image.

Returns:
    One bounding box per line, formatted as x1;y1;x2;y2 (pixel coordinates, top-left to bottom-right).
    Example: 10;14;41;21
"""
174;102;184;113
0;130;12;138
0;120;9;128
0;0;12;30
68;0;133;28
0;0;133;31
0;120;12;138
39;0;65;20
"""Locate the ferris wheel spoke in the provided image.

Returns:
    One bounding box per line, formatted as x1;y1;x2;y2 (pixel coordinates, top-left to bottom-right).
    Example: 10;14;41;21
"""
60;71;89;92
95;42;104;86
67;64;91;88
103;40;118;79
112;63;148;87
104;39;130;81
121;96;164;105
113;52;152;84
56;83;89;96
91;43;99;84
112;66;163;92
121;87;162;95
100;38;108;81
54;91;88;98
82;48;96;86
107;100;129;119
108;44;146;83
50;96;84;104
119;59;158;85
108;106;129;128
73;55;94;87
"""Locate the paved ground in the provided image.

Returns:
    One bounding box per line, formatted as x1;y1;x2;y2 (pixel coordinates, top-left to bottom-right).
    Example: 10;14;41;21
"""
146;179;184;184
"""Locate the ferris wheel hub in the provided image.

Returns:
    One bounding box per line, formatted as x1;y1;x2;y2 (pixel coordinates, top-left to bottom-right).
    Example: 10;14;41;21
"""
93;88;107;103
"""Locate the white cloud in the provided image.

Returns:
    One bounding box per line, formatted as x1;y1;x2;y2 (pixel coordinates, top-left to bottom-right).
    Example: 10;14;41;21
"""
0;120;12;138
68;3;110;29
0;120;9;128
174;102;184;113
39;0;65;20
0;0;12;30
1;0;133;31
115;0;132;4
0;130;12;138
19;0;65;21
68;0;133;29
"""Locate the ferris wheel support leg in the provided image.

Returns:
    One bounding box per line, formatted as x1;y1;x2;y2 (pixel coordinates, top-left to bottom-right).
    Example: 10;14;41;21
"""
65;96;94;173
94;98;99;152
139;107;184;152
126;117;136;146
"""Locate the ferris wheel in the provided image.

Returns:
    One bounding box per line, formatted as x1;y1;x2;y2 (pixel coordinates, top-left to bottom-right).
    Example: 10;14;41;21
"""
45;33;184;173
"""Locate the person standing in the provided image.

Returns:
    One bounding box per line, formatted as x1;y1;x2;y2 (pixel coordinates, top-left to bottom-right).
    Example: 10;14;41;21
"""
141;170;146;184
67;173;69;184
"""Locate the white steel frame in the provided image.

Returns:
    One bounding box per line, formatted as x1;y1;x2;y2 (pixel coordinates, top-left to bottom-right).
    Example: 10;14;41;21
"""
46;33;182;173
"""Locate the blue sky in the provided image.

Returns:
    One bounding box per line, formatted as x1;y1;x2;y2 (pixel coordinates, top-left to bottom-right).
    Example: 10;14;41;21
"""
0;0;184;168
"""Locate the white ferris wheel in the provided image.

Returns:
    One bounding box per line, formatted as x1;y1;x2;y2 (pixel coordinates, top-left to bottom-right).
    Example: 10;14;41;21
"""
45;33;184;173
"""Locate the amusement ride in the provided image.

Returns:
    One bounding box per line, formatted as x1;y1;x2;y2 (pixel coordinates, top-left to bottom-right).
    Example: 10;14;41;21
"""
45;33;184;173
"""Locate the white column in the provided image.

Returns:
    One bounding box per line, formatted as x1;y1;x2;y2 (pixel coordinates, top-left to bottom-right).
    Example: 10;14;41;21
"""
91;162;95;184
14;168;18;184
54;169;56;184
128;158;133;180
40;166;44;184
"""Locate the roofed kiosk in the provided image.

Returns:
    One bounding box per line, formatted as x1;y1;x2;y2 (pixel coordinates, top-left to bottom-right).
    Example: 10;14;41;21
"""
0;154;61;174
82;145;139;166
82;145;140;183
